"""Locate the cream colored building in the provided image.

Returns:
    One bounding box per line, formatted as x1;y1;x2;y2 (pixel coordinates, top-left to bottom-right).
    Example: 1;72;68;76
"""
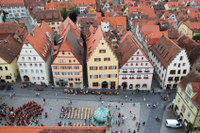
87;27;118;89
179;22;200;39
174;69;200;132
0;35;23;83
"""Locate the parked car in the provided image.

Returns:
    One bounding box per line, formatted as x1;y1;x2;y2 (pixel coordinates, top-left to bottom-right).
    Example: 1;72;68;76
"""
165;119;182;128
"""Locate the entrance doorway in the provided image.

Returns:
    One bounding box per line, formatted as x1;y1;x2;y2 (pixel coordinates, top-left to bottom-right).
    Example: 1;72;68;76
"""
102;81;108;88
0;79;6;83
166;84;171;89
23;75;30;81
122;82;127;89
69;83;73;87
110;82;115;89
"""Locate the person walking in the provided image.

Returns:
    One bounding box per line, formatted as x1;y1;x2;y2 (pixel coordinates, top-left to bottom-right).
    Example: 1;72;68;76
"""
138;122;140;128
137;128;139;132
121;103;123;106
70;100;72;105
43;98;45;104
130;111;132;114
142;122;145;126
116;105;117;109
45;112;47;118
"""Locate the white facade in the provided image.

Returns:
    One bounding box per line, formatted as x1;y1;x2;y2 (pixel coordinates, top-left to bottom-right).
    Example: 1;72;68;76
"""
119;49;154;90
101;21;110;32
1;6;27;19
148;49;190;90
78;6;87;14
17;36;54;85
161;13;178;24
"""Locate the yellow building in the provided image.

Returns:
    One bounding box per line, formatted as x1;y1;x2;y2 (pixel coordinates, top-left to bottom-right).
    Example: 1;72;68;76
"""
123;6;129;17
87;27;118;89
0;35;22;83
179;22;200;39
51;18;83;88
88;6;96;13
174;69;200;132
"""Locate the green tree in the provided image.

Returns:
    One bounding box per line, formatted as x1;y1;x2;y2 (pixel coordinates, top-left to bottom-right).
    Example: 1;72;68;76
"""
187;122;193;133
193;34;200;42
60;7;69;21
19;23;27;30
69;4;80;23
47;0;51;3
164;0;168;2
2;10;8;22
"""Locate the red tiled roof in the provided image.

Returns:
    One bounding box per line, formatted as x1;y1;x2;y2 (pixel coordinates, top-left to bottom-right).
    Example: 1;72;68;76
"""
0;126;106;133
191;92;200;109
177;34;200;66
24;21;54;62
128;7;155;18
0;35;22;64
191;82;200;92
166;2;179;8
178;69;200;91
178;0;193;5
0;22;28;40
147;31;168;45
0;0;25;7
34;10;62;23
149;35;182;68
96;17;126;31
184;22;200;30
104;11;123;17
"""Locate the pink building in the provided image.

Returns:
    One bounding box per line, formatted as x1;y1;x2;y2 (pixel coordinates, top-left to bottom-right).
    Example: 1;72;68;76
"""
116;31;154;90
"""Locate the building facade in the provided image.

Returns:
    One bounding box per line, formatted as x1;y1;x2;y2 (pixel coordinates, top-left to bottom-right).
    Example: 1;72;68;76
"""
87;27;118;89
148;35;190;90
0;0;27;19
17;21;54;85
173;69;200;132
116;32;154;90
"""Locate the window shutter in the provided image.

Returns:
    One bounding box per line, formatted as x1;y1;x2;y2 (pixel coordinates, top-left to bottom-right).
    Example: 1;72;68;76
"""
94;58;96;61
115;74;117;78
104;58;106;61
99;50;101;53
106;66;107;69
99;66;101;70
96;75;98;78
90;75;92;78
108;74;110;78
108;58;110;61
90;67;91;70
109;66;111;69
104;50;106;53
99;58;101;61
115;66;117;69
99;75;101;78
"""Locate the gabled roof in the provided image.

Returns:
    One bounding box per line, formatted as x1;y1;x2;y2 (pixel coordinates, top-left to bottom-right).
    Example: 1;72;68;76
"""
104;11;123;17
178;69;200;91
116;34;139;68
128;7;155;18
0;0;25;7
166;2;179;8
24;21;54;62
177;34;200;66
183;22;200;30
0;35;22;64
86;26;103;60
149;35;182;68
34;10;62;23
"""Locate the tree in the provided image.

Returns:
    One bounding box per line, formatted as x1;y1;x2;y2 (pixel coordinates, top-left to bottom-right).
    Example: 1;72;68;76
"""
2;10;8;22
19;23;27;30
193;34;200;42
60;7;69;21
47;0;51;3
69;4;80;23
187;122;193;133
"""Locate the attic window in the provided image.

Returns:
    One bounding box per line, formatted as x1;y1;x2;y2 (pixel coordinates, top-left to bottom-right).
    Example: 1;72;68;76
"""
102;43;104;45
44;49;47;53
16;3;18;5
42;53;46;57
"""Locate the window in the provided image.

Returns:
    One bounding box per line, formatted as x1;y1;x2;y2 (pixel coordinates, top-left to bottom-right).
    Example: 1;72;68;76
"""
183;63;185;66
24;63;26;67
74;66;79;69
174;63;176;66
59;60;65;63
168;77;173;81
93;82;98;86
5;66;8;71
35;64;38;67
39;64;42;67
25;69;28;74
100;74;108;78
144;75;149;79
123;69;127;72
137;52;139;55
28;57;31;60
170;70;176;74
90;66;97;70
187;87;192;95
99;49;106;53
36;70;39;74
67;66;72;69
22;57;25;60
191;103;194;108
180;56;183;60
31;70;34;74
52;22;55;25
30;64;32;67
129;75;134;79
122;75;127;79
183;69;187;74
178;63;181;67
109;66;116;69
181;90;183;95
185;95;190;102
40;70;43;74
90;75;98;79
94;58;101;61
181;76;185;80
73;60;75;62
21;69;24;74
100;66;107;70
145;68;149;72
146;63;148;66
136;75;141;79
61;66;66;69
0;67;2;71
52;27;55;30
33;57;36;60
188;112;191;117
175;77;179;81
104;57;110;61
130;68;135;72
38;77;40;80
137;68;142;72
33;77;35;80
42;77;44;80
55;72;60;75
68;72;73;75
74;72;80;76
62;72;67;75
181;104;186;113
19;64;22;67
111;74;117;78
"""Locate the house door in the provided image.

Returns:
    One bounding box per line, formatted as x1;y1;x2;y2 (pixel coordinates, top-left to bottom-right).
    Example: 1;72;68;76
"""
110;82;115;89
122;82;127;89
166;84;171;89
23;75;30;81
69;83;73;87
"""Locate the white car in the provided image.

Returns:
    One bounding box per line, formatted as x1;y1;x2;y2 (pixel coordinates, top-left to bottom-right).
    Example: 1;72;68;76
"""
165;119;182;128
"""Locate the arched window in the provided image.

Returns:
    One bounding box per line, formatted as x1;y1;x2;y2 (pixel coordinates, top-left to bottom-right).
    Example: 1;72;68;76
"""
135;84;140;89
129;84;133;89
5;75;12;79
142;84;147;88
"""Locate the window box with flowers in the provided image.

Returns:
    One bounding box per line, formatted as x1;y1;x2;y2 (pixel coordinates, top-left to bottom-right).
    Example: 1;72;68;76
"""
123;71;128;73
144;70;149;72
137;71;142;73
144;77;149;79
130;71;135;73
129;77;134;79
136;77;141;79
122;77;127;79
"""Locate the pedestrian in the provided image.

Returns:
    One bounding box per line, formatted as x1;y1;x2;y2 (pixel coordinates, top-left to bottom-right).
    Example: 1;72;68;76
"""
11;86;13;90
142;122;145;126
130;111;132;114
70;100;72;104
137;128;139;132
133;103;135;106
24;84;26;88
68;102;70;105
116;105;117;109
143;97;146;101
41;123;44;126
45;112;47;118
41;82;43;86
43;98;45;104
116;120;117;124
52;85;54;89
128;129;130;133
138;122;140;128
121;103;123;106
84;119;86;123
